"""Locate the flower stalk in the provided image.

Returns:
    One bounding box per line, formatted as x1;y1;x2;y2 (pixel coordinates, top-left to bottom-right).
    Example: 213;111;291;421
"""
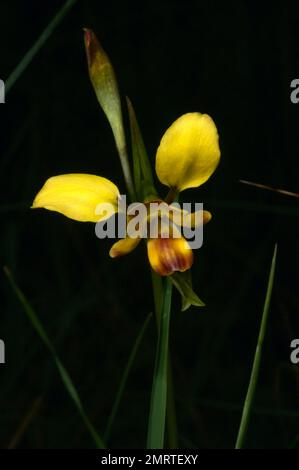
146;277;173;448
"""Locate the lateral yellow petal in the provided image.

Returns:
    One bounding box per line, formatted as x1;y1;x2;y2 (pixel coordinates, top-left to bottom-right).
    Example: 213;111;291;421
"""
109;236;140;258
156;113;220;192
31;173;120;222
170;207;212;227
147;236;193;276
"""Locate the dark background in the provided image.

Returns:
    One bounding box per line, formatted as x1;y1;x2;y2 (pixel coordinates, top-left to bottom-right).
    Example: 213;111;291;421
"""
1;0;299;448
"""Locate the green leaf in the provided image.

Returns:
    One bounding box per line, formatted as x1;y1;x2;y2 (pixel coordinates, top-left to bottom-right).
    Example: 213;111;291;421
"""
147;278;173;449
4;267;105;449
126;97;158;201
235;244;277;449
170;271;205;311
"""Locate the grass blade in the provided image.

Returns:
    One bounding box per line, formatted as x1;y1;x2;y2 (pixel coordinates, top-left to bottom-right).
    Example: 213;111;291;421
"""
239;180;299;198
104;312;152;442
8;397;43;449
4;266;105;449
235;244;277;449
147;277;173;449
6;0;78;93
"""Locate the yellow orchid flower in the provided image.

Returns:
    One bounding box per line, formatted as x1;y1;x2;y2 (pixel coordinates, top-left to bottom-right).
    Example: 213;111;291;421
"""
32;29;220;279
32;112;220;276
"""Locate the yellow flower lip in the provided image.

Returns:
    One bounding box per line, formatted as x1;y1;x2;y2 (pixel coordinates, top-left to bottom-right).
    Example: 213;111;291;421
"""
147;236;193;277
156;112;220;192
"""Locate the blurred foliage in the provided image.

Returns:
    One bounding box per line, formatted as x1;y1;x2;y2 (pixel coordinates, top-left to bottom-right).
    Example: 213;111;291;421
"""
1;0;299;448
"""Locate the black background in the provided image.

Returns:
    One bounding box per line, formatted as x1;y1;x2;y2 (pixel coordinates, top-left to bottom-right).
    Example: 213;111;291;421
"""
1;0;299;449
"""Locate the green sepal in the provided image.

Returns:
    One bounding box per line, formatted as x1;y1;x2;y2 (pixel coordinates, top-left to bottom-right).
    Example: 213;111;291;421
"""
170;271;205;311
126;97;158;201
84;29;135;201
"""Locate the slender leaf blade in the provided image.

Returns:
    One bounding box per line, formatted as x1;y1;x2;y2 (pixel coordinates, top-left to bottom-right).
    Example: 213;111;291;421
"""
6;0;78;93
4;266;105;449
235;244;277;449
104;312;152;442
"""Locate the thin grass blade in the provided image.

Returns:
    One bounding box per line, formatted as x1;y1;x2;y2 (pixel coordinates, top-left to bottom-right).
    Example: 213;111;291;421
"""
6;0;78;93
104;312;152;442
235;244;277;449
4;266;105;449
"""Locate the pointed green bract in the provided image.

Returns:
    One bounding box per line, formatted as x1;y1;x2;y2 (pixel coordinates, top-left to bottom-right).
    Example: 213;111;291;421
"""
84;30;135;201
126;97;157;201
170;271;205;311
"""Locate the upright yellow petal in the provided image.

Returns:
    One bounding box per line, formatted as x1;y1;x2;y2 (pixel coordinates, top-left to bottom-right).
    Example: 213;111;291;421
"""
156;113;220;192
32;174;120;222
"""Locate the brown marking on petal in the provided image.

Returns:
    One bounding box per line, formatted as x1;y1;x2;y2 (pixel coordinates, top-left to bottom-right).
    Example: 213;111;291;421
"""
148;237;193;276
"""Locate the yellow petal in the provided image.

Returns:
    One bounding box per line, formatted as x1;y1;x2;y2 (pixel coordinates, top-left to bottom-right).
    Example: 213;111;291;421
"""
32;174;120;222
170;207;212;227
156;113;220;192
109;236;140;258
147;236;193;276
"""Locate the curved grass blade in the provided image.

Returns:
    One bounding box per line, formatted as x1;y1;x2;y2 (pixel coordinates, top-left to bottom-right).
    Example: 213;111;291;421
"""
104;312;152;442
235;244;277;449
6;0;78;93
4;266;105;449
147;277;173;449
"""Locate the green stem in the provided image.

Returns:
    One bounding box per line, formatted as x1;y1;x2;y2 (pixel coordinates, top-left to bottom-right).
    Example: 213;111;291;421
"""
235;244;277;449
151;270;178;448
151;270;163;326
147;277;173;449
165;188;179;204
6;0;78;93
